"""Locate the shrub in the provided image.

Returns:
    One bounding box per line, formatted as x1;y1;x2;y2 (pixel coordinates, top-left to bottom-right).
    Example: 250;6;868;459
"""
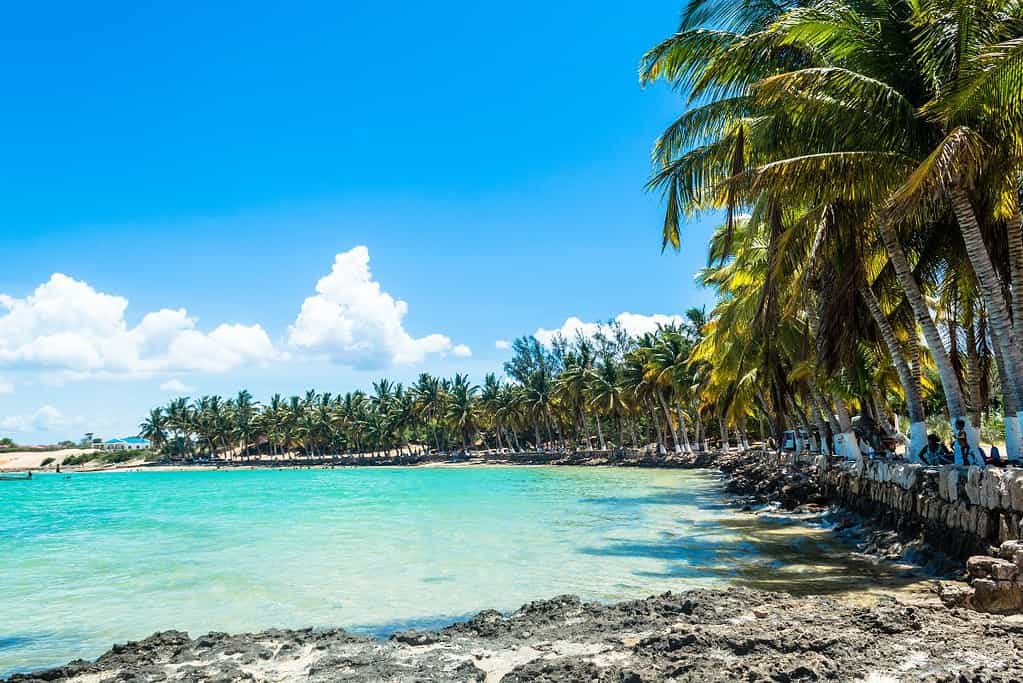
40;457;55;467
98;450;137;464
62;453;97;467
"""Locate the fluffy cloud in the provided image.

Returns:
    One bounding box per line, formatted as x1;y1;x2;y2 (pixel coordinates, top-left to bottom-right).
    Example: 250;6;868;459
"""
0;274;278;381
288;247;461;369
159;379;196;393
452;344;472;358
0;405;82;433
534;313;684;346
494;340;511;350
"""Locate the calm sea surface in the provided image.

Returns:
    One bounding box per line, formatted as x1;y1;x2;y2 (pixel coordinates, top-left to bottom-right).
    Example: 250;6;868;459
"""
0;466;914;675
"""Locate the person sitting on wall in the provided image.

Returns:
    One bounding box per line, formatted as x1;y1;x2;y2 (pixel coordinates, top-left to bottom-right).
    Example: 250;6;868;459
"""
985;443;1006;467
918;433;951;466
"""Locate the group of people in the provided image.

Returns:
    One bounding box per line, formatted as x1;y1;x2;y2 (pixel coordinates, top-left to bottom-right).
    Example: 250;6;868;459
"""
917;419;1008;467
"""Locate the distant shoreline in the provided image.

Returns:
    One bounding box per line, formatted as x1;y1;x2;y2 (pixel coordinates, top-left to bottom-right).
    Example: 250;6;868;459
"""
4;449;718;474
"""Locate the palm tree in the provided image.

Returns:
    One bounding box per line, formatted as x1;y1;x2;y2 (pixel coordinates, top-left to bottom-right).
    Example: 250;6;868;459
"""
138;408;168;454
479;373;505;451
165;397;193;459
446;374;480;452
234;390;257;459
588;354;628;451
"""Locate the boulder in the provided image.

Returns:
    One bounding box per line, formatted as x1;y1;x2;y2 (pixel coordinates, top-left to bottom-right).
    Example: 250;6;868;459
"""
968;555;1001;579
935;581;973;609
991;559;1020;582
998;541;1023;561
972;578;1023;614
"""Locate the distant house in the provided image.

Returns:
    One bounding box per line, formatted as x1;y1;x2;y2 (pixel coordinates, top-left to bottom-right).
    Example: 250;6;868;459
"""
101;437;150;451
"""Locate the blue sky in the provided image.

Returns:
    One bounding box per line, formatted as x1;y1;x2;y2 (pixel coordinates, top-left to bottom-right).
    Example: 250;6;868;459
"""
0;1;717;443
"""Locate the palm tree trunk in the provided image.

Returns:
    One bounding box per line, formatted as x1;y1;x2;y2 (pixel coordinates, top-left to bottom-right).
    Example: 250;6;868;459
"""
718;415;728;452
994;349;1023;463
674;407;693;453
878;219;977;452
1008;207;1023;337
966;321;985;428
860;283;927;459
952;189;1023;462
615;412;624;451
808;395;831;456
646;399;664;451
656;391;682;453
578;406;591;449
695;409;705;452
789;397;808;454
1007;207;1023;462
833;398;863;462
594;413;606;451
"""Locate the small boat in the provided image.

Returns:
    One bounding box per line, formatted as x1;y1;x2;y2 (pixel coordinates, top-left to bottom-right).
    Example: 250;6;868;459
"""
0;472;32;481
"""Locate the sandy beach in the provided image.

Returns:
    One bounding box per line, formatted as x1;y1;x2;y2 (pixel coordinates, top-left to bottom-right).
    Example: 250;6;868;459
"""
0;448;101;472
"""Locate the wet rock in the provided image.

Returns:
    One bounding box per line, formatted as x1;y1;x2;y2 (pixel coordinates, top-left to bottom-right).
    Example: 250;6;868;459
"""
390;629;448;646
501;658;616;682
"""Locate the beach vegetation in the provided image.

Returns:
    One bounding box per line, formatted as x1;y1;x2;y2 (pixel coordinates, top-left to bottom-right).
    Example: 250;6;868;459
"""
640;0;1023;461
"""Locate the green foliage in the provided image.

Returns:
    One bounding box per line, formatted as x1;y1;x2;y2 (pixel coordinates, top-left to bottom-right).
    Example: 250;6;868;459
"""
925;415;953;443
98;450;138;465
62;453;96;466
40;457;55;467
981;412;1007;446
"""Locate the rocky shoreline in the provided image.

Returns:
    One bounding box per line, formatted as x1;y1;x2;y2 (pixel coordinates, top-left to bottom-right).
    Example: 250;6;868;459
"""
9;587;1023;682
12;449;1015;682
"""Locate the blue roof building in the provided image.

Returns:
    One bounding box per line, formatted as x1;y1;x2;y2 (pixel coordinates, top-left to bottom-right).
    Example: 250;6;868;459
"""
102;437;150;451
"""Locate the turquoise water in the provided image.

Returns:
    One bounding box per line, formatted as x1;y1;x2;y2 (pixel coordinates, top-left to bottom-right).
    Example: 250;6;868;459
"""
0;466;905;675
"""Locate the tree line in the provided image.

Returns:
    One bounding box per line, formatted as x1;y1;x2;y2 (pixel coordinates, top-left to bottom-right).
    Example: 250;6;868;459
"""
138;316;749;460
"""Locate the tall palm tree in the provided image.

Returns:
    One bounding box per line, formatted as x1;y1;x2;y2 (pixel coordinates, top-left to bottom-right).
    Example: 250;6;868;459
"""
446;374;481;452
138;408;168;454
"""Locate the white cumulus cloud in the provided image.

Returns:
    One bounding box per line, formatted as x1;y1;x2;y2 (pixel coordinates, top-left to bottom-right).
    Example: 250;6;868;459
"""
534;313;684;346
159;379;196;393
0;274;278;381
288;246;461;369
494;340;511;350
0;405;83;433
452;344;472;358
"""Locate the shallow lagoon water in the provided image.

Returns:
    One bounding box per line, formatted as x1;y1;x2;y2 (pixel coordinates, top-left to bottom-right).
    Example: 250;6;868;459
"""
0;466;917;675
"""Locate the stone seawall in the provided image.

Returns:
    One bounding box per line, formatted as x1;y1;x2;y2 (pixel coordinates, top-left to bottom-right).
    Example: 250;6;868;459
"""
811;456;1023;561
